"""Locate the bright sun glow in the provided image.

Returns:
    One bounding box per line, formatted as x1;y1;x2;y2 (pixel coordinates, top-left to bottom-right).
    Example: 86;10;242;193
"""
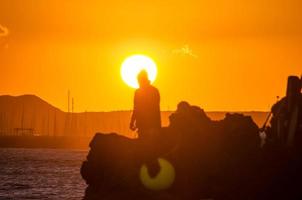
121;55;157;88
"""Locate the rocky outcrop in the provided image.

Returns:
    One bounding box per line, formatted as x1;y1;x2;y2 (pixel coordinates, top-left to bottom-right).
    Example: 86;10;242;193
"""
81;103;265;199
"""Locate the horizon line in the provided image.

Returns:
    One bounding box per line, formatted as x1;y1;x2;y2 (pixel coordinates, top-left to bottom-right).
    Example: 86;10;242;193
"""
0;94;271;113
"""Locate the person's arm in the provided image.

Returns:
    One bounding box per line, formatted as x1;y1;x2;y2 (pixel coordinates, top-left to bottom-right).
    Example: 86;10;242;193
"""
155;88;161;127
130;91;138;131
156;88;160;104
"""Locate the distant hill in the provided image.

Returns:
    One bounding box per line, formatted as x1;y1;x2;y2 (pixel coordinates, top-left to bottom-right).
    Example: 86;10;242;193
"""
0;95;65;136
0;95;269;137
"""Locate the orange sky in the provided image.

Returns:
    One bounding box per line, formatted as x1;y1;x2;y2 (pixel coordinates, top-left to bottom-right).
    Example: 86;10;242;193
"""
0;0;301;112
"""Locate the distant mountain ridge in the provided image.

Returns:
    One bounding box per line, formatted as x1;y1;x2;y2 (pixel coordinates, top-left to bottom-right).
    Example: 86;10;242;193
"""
0;95;268;137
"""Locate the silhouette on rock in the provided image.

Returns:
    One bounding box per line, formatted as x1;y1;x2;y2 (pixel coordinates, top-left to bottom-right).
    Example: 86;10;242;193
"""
130;70;161;137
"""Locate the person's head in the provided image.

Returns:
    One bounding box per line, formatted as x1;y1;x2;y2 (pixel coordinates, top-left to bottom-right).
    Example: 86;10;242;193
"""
137;70;150;88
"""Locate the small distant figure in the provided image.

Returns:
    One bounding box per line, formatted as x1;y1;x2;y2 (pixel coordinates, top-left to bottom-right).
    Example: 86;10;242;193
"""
130;70;161;139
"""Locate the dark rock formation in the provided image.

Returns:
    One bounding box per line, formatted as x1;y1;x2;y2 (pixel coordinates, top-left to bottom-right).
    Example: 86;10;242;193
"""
81;76;302;199
81;102;263;199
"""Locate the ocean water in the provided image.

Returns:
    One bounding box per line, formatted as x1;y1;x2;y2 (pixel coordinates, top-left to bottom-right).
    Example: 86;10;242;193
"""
0;148;87;200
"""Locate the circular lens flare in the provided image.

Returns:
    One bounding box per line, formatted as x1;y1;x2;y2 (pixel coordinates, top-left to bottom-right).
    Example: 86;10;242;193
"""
140;158;175;191
121;55;157;88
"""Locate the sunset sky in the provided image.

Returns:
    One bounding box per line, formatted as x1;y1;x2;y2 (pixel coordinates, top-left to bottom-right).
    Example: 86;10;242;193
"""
0;0;301;112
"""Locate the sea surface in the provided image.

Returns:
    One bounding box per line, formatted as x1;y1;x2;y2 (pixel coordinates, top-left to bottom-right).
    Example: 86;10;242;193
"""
0;148;87;200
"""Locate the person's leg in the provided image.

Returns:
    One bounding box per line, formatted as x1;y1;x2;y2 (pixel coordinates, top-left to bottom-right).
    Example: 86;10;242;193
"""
140;128;161;177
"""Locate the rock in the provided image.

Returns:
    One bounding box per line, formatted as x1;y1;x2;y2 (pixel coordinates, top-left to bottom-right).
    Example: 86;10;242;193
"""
81;104;262;199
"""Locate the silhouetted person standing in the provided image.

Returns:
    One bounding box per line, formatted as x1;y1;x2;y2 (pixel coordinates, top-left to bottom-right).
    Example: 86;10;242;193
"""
130;70;161;140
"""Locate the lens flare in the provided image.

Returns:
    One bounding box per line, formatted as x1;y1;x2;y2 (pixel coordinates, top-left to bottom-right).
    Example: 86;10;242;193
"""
139;158;175;191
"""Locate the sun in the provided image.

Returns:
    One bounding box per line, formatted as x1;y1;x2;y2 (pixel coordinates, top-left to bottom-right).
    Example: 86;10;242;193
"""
121;55;157;88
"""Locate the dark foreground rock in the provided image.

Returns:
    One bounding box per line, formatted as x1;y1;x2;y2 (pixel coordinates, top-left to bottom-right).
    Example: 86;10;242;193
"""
81;101;302;200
